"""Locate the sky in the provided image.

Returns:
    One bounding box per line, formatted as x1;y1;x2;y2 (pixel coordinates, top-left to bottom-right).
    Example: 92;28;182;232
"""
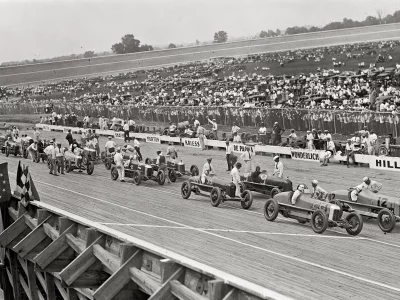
0;0;399;62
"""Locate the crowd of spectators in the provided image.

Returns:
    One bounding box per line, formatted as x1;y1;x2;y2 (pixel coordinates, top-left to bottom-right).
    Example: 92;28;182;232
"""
1;40;400;113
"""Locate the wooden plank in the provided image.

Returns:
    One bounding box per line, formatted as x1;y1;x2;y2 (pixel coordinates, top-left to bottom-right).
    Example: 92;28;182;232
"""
92;249;143;300
119;243;138;265
65;270;110;288
38;290;45;300
142;252;162;275
92;244;120;274
27;261;39;300
6;267;13;289
59;217;74;234
66;233;85;254
8;206;18;221
45;273;56;300
222;289;237;300
68;288;79;300
34;224;77;269
36;209;51;224
170;280;209;300
59;235;105;286
74;288;94;300
54;278;69;300
208;280;228;300
148;267;185;300
85;228;99;247
43;223;60;241
160;259;180;284
13;215;53;257
35;271;46;292
0;213;28;247
129;267;160;295
17;256;27;275
24;214;38;230
9;251;22;300
19;275;30;300
17;202;27;217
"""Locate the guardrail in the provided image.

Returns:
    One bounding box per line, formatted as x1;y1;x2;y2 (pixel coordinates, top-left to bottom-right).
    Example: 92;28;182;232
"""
0;196;293;300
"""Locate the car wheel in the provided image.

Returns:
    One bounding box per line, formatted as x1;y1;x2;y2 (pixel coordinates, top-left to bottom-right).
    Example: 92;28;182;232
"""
104;159;112;170
145;158;152;165
240;190;253;209
157;171;165;185
5;147;10;157
87;162;94;175
190;165;199;176
329;200;343;219
181;181;192;199
169;168;177;182
210;187;222;207
132;170;142;185
345;212;364;236
263;199;279;221
239;182;246;194
14;147;18;156
270;188;280;198
310;209;329;234
111;166;119;180
377;208;396;233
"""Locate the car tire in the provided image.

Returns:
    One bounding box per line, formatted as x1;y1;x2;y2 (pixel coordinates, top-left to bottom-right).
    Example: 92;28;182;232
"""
105;159;112;170
329;200;343;219
157;171;165;185
132;170;142;185
310;209;329;234
210;187;222;207
87;162;94;175
345;212;364;236
240;190;253;209
181;181;192;199
111;166;118;180
14;147;18;156
169;168;177;182
377;208;396;233
263;199;279;221
270;188;280;198
190;165;199;176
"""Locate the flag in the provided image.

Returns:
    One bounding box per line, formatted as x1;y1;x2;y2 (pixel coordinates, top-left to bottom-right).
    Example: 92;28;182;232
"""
14;161;40;207
0;163;11;204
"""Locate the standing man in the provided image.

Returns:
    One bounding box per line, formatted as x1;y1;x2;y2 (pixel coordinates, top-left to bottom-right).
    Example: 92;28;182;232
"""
321;137;336;167
133;136;142;161
166;142;178;159
345;139;356;168
114;147;125;182
240;147;253;176
272;122;283;145
231;122;240;137
105;136;116;154
123;121;130;142
208;118;218;140
54;142;65;175
306;131;314;150
33;127;40;142
65;129;73;145
369;130;378;155
225;140;234;171
44;141;55;175
288;129;297;147
197;124;206;151
258;123;267;144
27;141;38;162
273;156;283;178
231;162;243;198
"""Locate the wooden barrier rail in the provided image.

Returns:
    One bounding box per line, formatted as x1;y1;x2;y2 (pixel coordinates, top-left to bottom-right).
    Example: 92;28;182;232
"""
0;197;293;300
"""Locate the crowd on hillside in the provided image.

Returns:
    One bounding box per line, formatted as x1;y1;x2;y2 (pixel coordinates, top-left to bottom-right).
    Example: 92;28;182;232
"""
1;40;400;112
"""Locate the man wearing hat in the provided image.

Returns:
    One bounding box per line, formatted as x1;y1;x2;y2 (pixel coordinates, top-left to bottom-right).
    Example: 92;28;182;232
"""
123;120;130;142
203;158;215;177
306;130;314;150
105;136;116;155
225;140;234;171
114;147;125;182
196;123;206;151
230;162;243;198
44;141;55;175
273;156;283;178
345;139;356;168
272;122;283;146
207;117;218;140
133;136;142;161
54;141;65;175
156;150;170;183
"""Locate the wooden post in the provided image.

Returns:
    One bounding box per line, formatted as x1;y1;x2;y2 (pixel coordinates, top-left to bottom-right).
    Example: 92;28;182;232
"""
44;273;56;300
26;260;39;300
9;251;22;300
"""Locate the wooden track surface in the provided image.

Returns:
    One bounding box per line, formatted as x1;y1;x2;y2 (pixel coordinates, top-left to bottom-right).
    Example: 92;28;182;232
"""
1;133;400;299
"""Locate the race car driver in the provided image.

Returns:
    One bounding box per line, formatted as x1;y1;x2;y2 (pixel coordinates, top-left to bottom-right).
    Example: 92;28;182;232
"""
311;180;328;200
350;177;371;202
291;184;305;205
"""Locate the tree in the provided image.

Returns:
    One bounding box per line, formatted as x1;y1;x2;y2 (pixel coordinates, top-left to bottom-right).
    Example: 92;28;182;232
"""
276;29;281;36
168;43;177;49
83;51;95;58
364;15;380;26
195;39;200;46
259;30;268;38
376;9;385;24
213;31;228;43
111;34;153;54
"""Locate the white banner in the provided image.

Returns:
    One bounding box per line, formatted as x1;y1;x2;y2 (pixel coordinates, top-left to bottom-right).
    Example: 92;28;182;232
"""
63;127;70;133
182;138;201;148
114;131;124;139
146;136;161;144
42;125;51;131
232;143;255;154
291;149;322;162
370;156;400;171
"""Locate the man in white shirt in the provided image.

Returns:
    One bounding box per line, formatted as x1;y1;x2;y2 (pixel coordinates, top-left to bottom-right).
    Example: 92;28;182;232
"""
105;136;116;154
350;177;371;202
27;141;38;162
291;184;305;205
258;123;267;144
53;142;65;175
273;156;283;178
208;118;218;140
233;132;241;143
44;141;55;175
225;141;234;171
240;147;253;176
345;139;356;168
202;158;215;177
33;128;40;142
114;147;125;182
321;137;336;167
133;137;142;161
288;129;297;146
231;122;240;137
306;131;314;150
369;130;378;155
230;162;242;198
123;122;130;142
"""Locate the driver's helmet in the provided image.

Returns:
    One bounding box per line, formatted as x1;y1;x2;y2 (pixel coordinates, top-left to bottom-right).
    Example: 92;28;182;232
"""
297;184;305;192
363;177;371;185
312;179;318;186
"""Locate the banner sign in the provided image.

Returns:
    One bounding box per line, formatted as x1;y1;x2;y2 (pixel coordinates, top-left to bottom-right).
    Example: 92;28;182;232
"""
370;156;400;171
182;138;201;148
114;132;124;139
42;125;51;131
146;136;161;144
63;127;70;133
232;143;255;154
291;149;322;162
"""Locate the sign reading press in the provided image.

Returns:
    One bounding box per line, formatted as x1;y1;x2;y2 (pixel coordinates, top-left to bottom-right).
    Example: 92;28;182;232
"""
370;156;400;171
291;149;322;162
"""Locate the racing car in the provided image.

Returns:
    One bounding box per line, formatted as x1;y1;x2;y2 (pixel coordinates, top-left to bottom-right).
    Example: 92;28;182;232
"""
240;171;293;198
264;190;363;235
328;188;400;233
144;158;199;182
180;176;254;209
64;149;95;175
4;139;28;158
111;161;165;185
